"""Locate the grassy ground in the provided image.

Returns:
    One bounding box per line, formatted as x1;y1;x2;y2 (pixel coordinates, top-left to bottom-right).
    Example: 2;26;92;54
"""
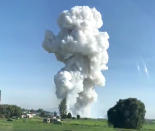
0;117;155;131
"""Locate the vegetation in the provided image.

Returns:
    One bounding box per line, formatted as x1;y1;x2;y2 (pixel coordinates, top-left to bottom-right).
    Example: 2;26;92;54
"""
77;114;80;119
0;99;149;131
67;112;72;119
59;97;67;119
54;111;57;117
0;117;154;131
32;108;51;117
0;104;22;118
107;98;146;129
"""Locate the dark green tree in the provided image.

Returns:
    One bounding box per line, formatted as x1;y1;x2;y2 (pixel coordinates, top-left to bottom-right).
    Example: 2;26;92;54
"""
37;108;43;113
107;98;146;129
59;97;67;119
40;111;46;117
67;112;72;119
77;115;80;119
30;109;35;113
54;111;57;117
0;105;22;118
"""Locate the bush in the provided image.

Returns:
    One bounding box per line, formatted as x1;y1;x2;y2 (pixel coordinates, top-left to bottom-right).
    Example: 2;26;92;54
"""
107;98;146;129
7;118;13;121
56;116;60;119
67;113;72;119
61;114;67;119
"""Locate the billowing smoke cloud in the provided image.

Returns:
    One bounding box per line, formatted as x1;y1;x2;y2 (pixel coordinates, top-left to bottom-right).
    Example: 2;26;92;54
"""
43;6;109;117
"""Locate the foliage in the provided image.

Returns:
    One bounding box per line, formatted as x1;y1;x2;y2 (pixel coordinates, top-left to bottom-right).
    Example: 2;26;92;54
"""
0;104;22;118
39;111;46;117
59;97;67;119
0;118;116;131
54;111;57;117
39;111;51;117
30;109;35;113
0;117;154;131
107;98;146;129
77;115;80;119
37;109;44;113
67;113;72;119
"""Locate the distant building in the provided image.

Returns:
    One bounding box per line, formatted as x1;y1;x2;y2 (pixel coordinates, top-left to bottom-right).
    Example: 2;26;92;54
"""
21;113;36;118
26;113;35;118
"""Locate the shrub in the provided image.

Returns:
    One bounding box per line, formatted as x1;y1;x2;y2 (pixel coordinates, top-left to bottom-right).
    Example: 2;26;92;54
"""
61;114;67;119
107;98;146;129
7;118;13;121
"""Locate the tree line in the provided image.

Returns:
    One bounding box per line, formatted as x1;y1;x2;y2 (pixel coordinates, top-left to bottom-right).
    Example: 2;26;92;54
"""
0;97;146;129
59;97;146;129
0;104;22;118
0;105;53;119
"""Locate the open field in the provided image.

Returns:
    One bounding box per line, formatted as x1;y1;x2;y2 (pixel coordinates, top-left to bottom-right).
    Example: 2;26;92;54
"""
0;117;155;131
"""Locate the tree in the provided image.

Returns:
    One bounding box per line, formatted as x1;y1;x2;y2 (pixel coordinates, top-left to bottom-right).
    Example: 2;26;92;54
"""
54;111;57;117
77;115;80;119
107;98;146;129
37;108;43;113
67;113;72;119
30;109;35;113
40;111;46;117
59;97;67;119
9;105;22;118
0;105;22;118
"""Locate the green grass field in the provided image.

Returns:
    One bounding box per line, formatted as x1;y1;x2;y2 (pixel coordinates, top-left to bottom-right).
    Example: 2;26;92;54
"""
0;117;155;131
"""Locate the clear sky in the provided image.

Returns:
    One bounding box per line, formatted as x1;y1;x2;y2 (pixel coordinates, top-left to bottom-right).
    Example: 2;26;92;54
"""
0;0;155;118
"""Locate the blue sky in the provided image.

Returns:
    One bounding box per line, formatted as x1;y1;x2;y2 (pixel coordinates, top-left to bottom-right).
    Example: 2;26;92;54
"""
0;0;155;118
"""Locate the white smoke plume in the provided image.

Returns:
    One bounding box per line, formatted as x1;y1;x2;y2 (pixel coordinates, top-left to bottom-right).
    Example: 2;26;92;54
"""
43;6;109;117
